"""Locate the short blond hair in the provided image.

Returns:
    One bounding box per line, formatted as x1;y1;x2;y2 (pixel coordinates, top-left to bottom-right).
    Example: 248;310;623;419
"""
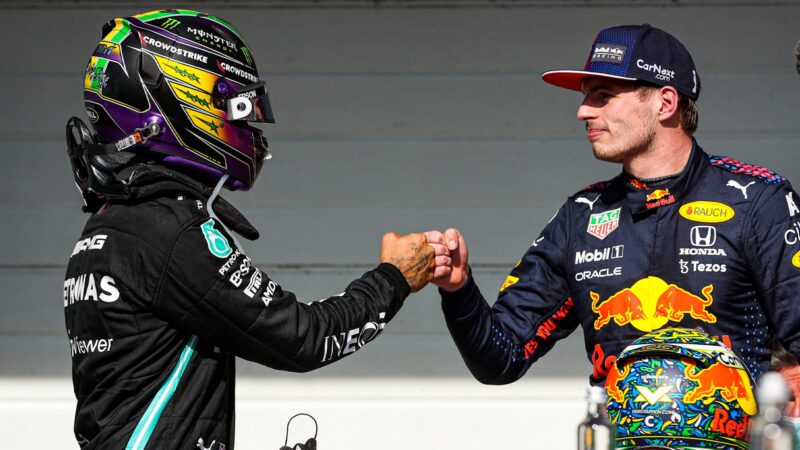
637;84;698;135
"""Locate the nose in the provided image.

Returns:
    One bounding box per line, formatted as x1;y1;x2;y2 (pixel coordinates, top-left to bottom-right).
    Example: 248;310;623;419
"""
577;97;596;122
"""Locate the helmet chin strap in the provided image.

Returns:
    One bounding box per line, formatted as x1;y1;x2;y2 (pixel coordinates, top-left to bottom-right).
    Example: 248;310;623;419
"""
207;174;243;250
207;174;227;218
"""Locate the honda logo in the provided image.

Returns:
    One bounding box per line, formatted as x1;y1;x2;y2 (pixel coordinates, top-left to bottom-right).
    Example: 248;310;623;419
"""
690;226;716;247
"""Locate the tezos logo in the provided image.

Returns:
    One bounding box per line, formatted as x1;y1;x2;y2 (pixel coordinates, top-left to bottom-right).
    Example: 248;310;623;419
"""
201;218;233;258
86;107;99;123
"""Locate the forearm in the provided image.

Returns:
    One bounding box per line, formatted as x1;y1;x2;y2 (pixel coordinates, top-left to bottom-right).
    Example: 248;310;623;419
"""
440;274;528;384
234;263;410;371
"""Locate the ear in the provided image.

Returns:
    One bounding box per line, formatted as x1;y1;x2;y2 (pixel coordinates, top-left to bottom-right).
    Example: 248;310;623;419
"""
656;86;680;123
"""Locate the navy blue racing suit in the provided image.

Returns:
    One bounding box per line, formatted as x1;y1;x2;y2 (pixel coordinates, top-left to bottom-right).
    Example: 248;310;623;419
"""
441;141;800;385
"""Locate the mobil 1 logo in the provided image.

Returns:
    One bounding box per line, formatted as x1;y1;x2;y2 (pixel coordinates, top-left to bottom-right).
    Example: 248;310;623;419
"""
575;245;624;265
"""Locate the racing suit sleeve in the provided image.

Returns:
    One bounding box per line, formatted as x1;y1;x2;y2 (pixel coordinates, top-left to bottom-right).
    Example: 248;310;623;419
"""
744;182;800;357
152;216;410;372
440;204;579;384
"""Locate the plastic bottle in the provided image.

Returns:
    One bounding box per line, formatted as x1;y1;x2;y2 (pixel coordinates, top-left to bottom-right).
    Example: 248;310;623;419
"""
751;372;797;450
578;386;615;450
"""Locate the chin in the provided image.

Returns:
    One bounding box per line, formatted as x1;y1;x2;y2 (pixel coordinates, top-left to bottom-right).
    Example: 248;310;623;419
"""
593;150;627;164
591;144;617;163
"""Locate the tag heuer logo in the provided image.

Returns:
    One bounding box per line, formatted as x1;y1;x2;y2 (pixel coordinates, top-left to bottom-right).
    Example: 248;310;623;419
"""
587;208;620;240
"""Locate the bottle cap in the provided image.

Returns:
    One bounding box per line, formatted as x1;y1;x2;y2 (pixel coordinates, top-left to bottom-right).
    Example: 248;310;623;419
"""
587;386;608;403
758;372;792;405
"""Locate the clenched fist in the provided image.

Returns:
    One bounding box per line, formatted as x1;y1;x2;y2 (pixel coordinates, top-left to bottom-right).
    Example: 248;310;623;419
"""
380;232;437;292
424;228;469;292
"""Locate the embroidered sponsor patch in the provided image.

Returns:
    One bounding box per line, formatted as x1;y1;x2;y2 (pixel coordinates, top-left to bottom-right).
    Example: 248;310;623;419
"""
590;43;626;64
679;201;734;223
587;208;621;240
201;218;232;258
499;275;519;292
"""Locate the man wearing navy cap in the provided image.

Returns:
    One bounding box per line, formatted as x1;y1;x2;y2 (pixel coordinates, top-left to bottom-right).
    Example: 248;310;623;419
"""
426;25;800;389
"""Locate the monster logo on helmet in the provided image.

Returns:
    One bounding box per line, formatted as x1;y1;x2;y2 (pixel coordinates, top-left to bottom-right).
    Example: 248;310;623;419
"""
81;9;275;191
605;328;757;450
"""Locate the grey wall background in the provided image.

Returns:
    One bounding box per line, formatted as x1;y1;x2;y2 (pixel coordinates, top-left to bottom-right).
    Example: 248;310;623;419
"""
1;0;798;385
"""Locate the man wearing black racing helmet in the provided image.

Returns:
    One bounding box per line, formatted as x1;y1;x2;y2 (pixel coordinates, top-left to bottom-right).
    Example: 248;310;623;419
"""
65;10;442;449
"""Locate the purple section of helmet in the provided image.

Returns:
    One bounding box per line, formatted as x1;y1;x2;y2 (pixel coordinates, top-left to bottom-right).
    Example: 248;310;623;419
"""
86;89;257;188
164;156;248;191
93;45;124;66
85;90;158;141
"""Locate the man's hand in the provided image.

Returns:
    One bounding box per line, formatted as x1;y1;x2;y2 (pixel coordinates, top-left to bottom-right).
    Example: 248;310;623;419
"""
380;232;438;293
424;228;469;292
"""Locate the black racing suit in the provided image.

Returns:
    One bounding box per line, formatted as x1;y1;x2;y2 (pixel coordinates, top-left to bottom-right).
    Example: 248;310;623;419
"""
442;141;800;386
64;189;410;449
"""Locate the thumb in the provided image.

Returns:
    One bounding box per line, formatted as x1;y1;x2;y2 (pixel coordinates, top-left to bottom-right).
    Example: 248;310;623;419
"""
444;228;461;251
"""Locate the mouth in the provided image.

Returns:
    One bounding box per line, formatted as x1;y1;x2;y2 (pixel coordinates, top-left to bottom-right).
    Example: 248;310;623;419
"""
586;127;606;141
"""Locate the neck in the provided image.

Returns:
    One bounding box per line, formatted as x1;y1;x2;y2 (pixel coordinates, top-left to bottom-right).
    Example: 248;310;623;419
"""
624;133;693;179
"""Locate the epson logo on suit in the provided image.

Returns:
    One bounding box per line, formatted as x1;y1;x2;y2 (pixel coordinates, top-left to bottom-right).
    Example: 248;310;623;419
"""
575;245;624;265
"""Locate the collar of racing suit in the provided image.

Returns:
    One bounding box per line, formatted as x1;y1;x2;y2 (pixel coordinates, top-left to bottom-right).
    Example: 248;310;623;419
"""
614;139;706;216
104;163;260;241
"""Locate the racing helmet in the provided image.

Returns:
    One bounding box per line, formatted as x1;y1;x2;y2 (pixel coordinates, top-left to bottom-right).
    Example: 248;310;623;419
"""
83;9;274;191
605;327;757;450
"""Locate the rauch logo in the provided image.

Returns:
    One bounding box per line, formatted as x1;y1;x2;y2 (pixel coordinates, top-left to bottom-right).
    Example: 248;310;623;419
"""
679;201;734;223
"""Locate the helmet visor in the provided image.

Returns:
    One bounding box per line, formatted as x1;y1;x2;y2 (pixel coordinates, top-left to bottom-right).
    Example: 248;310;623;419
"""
226;81;275;123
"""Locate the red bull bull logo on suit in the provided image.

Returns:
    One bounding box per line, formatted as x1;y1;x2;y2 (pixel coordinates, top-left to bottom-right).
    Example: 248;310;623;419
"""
590;276;716;332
